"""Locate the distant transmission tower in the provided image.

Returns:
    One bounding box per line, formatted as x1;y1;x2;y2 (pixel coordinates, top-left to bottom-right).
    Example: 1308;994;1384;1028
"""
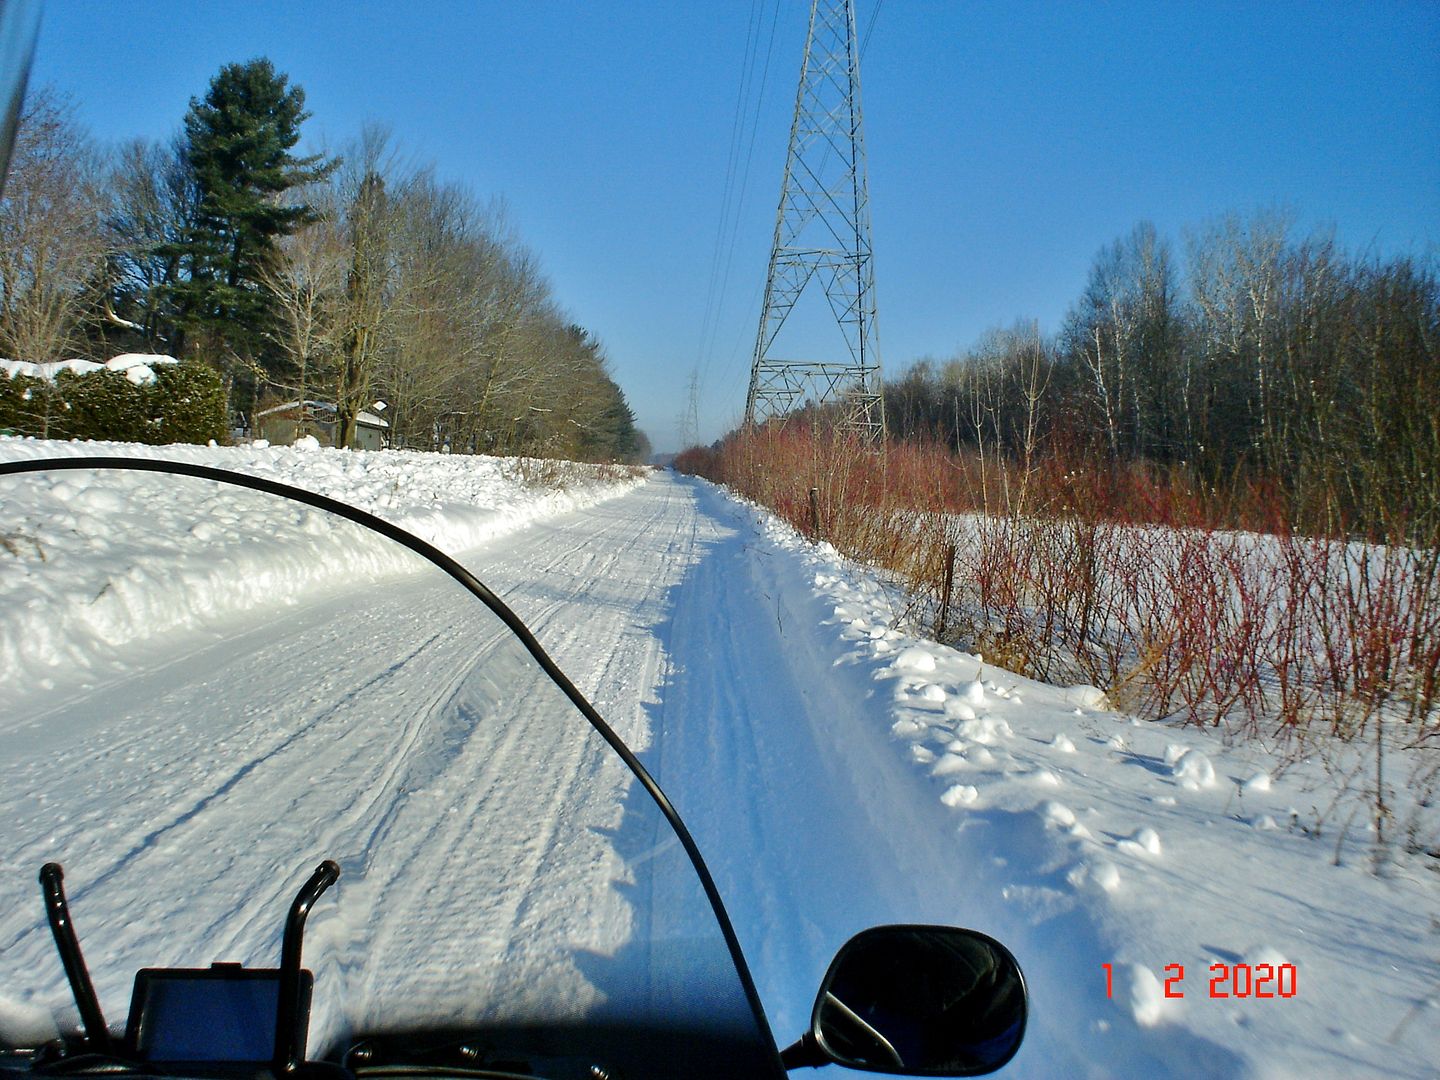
744;0;885;442
679;369;701;448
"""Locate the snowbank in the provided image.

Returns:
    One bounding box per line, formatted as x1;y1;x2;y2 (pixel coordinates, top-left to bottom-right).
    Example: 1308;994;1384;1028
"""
0;437;647;693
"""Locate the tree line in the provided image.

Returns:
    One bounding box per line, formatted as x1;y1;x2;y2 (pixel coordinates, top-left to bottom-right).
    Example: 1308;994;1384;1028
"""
883;213;1438;540
0;60;649;462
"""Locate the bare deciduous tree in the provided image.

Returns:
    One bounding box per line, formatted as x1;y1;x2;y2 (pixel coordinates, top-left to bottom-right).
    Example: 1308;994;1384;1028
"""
0;89;107;363
104;135;197;351
259;200;345;432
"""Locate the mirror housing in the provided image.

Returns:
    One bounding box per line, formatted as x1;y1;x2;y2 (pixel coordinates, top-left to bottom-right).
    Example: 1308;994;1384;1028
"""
781;925;1027;1076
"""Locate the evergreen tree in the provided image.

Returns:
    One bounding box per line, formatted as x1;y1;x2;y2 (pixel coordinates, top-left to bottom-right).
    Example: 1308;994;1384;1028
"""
167;58;334;370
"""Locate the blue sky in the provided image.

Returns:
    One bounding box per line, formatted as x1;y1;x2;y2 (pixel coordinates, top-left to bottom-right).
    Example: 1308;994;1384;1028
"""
30;1;1440;451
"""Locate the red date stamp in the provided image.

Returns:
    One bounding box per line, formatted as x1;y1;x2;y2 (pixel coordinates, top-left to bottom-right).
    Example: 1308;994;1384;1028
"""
1103;962;1297;999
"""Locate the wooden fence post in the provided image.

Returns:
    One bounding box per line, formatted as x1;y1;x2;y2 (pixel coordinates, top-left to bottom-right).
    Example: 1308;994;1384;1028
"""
937;542;957;638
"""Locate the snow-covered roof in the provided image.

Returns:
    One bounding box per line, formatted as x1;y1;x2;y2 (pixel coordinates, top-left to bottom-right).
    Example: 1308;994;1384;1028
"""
257;399;389;428
255;399;330;418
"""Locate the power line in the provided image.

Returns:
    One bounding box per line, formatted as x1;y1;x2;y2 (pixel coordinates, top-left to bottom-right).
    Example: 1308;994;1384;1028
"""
692;0;788;442
694;1;768;390
700;0;781;395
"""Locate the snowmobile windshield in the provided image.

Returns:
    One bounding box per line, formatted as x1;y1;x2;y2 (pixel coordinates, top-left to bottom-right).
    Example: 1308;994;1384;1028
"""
0;458;781;1079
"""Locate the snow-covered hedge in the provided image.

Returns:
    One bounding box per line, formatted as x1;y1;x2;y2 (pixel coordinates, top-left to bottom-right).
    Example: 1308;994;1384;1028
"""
0;356;225;444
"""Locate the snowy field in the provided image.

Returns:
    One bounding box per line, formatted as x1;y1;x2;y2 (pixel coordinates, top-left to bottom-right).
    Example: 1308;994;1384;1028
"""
1;437;1437;1078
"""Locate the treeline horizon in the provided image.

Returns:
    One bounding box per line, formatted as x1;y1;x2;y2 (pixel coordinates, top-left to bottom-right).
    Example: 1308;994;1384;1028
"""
0;61;650;463
874;212;1438;541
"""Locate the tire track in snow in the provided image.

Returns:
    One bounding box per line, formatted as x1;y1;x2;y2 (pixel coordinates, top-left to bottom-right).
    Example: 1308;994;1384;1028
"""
627;480;909;1043
0;473;703;1044
0;579;519;1017
332;477;703;1034
457;475;920;1043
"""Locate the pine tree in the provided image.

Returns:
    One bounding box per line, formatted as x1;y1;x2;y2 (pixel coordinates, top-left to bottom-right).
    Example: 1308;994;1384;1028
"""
167;58;334;370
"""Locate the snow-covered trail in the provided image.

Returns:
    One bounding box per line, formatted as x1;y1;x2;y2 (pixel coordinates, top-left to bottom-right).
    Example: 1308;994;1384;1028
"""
0;470;756;1055
2;562;639;1035
474;475;1246;1077
5;456;1435;1078
457;473;1437;1080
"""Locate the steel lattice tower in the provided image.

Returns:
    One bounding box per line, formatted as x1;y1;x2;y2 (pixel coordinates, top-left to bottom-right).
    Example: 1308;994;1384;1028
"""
744;0;885;441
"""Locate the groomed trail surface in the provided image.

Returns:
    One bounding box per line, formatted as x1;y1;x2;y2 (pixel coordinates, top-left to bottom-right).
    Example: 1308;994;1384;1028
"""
2;447;1436;1079
413;474;1438;1080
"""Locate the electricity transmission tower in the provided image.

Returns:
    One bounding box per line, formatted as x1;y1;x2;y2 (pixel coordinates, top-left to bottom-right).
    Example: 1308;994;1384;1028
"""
744;0;885;442
677;369;701;449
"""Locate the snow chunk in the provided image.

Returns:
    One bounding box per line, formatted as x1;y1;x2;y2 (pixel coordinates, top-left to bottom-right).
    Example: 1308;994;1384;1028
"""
931;753;968;777
892;647;937;673
955;716;1011;744
73;486;127;515
891;718;928;739
941;784;979;807
293;434;322;450
961;678;987;705
2;357;102;379
1063;685;1109;710
1117;964;1169;1027
1067;860;1121;893
1041;800;1077;828
1118;827;1163;857
943;699;976;722
1050;733;1076;753
1171;749;1216;791
1242;771;1272;794
1092;861;1121;892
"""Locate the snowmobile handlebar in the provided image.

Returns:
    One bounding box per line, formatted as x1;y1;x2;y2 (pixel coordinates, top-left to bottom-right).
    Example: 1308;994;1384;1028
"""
38;865;111;1054
276;861;341;1074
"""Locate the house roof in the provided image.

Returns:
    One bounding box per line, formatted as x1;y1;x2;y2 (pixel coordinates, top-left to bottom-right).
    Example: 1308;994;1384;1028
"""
256;400;389;428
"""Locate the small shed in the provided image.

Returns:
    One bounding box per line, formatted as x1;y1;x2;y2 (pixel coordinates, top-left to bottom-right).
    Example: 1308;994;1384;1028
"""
255;400;389;450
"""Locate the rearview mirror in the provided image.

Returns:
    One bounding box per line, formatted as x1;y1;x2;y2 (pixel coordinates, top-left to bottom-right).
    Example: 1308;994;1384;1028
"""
782;925;1027;1075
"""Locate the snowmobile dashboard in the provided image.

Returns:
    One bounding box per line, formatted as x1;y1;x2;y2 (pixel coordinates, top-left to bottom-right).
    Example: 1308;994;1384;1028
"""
124;967;307;1066
8;860;1027;1080
8;863;335;1079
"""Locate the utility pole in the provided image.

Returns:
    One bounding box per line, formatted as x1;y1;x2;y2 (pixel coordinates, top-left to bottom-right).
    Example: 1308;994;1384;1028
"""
744;0;885;443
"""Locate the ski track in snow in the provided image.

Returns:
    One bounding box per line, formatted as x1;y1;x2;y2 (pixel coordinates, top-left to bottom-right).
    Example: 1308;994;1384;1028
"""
2;448;1437;1078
